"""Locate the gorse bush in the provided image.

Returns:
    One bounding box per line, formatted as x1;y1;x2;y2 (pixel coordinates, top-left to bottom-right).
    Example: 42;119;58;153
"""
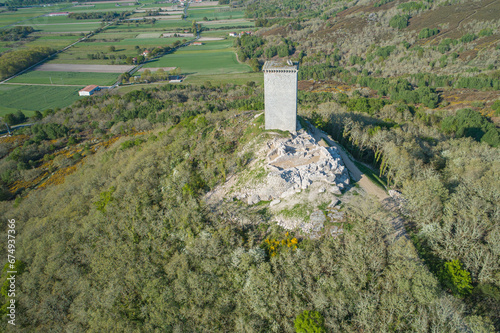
294;310;326;333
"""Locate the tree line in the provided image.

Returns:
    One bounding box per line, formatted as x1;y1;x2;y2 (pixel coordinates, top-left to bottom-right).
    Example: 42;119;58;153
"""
0;46;53;80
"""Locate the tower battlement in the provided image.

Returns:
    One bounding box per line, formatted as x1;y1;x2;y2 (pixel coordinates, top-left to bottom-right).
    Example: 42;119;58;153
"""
263;60;298;132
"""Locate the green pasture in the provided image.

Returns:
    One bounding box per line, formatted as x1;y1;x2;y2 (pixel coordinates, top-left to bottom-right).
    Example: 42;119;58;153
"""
141;3;174;8
0;6;70;27
108;19;191;31
48;35;190;64
187;9;245;21
116;72;262;94
69;3;139;12
183;72;263;86
0;41;11;53
0;84;81;113
202;21;254;29
15;22;102;33
143;40;251;75
9;71;119;86
50;37;188;65
21;15;82;25
26;34;81;49
90;31;138;39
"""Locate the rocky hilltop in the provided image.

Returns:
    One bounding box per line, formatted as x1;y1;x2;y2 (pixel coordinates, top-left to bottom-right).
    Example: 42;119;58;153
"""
208;129;353;238
238;131;350;204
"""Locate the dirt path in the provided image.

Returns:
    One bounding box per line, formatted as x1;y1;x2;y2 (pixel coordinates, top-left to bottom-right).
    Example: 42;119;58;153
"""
309;126;408;241
310;127;388;200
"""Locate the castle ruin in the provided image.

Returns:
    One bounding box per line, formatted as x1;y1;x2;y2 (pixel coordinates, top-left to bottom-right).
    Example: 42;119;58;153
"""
263;60;299;132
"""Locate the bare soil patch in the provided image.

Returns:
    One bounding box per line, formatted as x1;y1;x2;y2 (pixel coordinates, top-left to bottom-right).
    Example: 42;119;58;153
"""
35;64;134;73
190;1;219;6
198;37;225;41
136;33;161;38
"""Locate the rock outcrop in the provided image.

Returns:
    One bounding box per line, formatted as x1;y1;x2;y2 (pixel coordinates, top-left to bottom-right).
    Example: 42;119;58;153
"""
236;132;350;203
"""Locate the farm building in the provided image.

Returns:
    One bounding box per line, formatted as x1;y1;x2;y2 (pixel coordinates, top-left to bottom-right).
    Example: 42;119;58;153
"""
229;32;238;37
169;76;183;83
192;42;203;45
142;50;150;57
79;85;100;96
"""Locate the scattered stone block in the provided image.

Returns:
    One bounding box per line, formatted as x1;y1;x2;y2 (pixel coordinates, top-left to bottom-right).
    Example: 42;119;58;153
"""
270;199;281;206
248;194;260;205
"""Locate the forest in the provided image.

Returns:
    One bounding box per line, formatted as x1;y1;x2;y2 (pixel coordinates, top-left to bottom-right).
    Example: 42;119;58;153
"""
0;46;54;80
0;79;498;331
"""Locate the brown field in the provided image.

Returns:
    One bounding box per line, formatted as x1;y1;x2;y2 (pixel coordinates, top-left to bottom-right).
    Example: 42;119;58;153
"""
198;37;225;41
190;1;219;7
35;64;134;73
81;0;137;3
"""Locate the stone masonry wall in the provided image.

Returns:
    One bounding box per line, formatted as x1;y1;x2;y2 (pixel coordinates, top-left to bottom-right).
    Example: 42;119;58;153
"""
264;70;297;132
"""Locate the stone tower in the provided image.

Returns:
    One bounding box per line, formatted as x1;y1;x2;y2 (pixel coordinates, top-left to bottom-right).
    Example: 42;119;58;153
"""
263;60;299;132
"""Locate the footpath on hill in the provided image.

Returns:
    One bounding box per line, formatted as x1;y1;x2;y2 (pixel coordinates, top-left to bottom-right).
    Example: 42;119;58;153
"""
310;126;388;200
309;125;410;241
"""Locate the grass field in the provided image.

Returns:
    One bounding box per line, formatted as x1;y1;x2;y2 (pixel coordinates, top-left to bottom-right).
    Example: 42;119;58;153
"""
202;21;254;28
47;35;191;64
0;85;82;113
69;3;140;12
143;40;251;75
107;20;191;31
26;34;82;49
116;72;262;93
21;15;87;25
183;72;263;86
9;71;119;85
0;6;69;27
15;22;103;33
187;8;245;21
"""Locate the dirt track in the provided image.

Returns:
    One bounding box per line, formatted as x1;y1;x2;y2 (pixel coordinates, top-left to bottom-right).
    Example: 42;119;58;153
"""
311;127;389;201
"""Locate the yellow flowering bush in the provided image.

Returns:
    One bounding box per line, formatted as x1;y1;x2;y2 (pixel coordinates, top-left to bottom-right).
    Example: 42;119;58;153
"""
263;232;298;257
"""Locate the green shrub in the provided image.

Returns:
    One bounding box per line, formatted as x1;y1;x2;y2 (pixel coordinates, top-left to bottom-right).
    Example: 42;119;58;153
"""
294;310;326;333
441;108;499;146
439;259;473;297
460;33;477;43
3;110;26;126
478;28;493;37
418;27;439;39
389;14;410;30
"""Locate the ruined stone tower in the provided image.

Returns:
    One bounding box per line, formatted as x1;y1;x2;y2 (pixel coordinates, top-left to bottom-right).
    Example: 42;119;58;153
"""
263;60;299;132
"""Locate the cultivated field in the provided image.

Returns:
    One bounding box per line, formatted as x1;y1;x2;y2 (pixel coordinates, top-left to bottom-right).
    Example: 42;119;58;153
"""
0;0;256;112
187;8;245;21
10;71;119;86
143;40;251;75
35;63;134;73
0;85;81;114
